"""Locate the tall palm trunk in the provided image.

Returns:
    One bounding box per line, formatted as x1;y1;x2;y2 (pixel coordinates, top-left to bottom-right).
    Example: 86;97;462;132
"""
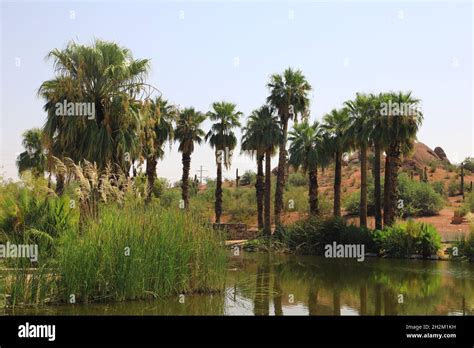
55;173;65;196
308;166;319;216
145;156;157;202
359;144;368;227
274;115;289;227
264;149;272;236
256;153;264;231
383;143;401;226
333;150;342;217
215;157;223;223
181;152;191;209
373;142;383;230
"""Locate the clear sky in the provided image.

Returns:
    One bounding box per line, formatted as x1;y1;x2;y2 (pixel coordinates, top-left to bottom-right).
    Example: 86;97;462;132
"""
1;0;472;183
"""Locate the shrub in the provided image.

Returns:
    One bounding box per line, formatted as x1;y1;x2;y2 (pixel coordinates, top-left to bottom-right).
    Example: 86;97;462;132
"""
278;216;377;254
453;229;474;262
463;192;474;212
344;173;444;217
448;178;460;196
288;172;307;187
397;173;444;216
240;170;256;186
373;220;441;258
431;181;446;198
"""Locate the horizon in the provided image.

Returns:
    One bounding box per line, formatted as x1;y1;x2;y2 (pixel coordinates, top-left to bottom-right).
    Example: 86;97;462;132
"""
1;0;472;182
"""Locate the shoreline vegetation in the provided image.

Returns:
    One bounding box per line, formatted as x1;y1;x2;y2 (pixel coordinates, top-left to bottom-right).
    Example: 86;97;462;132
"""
1;39;474;307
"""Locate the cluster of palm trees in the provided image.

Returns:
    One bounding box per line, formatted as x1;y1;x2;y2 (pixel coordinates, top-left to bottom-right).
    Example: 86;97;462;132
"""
243;76;423;234
19;40;424;234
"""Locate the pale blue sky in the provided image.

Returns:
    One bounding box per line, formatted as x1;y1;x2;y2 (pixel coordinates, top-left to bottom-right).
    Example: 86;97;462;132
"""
1;0;472;182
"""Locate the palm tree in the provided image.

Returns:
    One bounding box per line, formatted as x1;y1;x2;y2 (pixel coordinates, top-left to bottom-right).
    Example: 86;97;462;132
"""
16;128;47;178
241;106;280;235
321;108;351;217
382;92;423;226
141;97;176;202
368;93;388;230
175;107;206;209
205;101;242;223
345;94;373;227
267;68;312;228
288;120;324;216
38;40;151;182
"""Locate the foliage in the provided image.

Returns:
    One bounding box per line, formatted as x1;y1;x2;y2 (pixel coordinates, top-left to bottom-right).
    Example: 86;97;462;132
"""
239;170;256;186
5;202;227;305
373;220;441;258
277;216;377;254
344;173;443;217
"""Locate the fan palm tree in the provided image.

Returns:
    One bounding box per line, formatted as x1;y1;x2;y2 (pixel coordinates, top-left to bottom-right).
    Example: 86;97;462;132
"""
205;101;242;223
321;108;351;217
241;106;281;235
175;107;206;209
345;93;374;227
16;128;47;178
288;120;324;216
382;92;423;226
267;68;312;227
38;40;151;188
368;93;388;230
141;97;177;201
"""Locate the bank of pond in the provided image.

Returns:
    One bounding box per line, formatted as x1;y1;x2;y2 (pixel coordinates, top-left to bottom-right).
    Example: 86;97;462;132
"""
1;200;474;309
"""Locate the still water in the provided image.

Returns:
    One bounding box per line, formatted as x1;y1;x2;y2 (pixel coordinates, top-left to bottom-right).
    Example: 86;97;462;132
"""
3;252;474;315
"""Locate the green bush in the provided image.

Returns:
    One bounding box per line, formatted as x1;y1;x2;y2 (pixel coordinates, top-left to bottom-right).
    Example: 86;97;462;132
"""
462;192;474;214
345;174;443;217
288;173;307;187
240;170;256;186
373;220;441;258
431;181;446;198
278;216;376;254
448;178;460;196
397;173;444;216
453;229;474;262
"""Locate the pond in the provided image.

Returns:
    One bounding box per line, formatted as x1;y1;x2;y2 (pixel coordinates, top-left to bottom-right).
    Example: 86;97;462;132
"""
2;252;474;315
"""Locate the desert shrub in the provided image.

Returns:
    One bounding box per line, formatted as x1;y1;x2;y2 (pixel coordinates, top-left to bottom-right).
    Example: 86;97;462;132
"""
431;181;446;198
373;220;441;258
448;178;460;196
343;174;444;217
452;228;474;262
397;174;444;216
288;172;307;187
461;192;474;214
240;170;256;186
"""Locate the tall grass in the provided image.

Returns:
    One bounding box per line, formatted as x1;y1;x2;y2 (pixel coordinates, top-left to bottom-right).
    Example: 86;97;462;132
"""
5;202;227;306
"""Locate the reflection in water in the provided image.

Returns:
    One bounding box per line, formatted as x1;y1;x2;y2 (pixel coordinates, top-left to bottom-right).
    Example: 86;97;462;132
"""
2;252;474;316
